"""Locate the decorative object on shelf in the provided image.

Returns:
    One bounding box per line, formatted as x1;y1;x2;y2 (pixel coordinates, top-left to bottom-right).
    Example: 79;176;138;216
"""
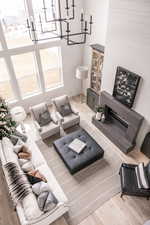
113;66;141;108
87;44;104;112
0;96;16;140
11;106;27;133
26;0;93;45
95;105;104;121
101;113;106;123
76;66;88;103
90;44;104;94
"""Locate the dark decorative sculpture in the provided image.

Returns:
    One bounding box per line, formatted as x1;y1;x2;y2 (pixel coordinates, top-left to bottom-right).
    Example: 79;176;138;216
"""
113;66;141;108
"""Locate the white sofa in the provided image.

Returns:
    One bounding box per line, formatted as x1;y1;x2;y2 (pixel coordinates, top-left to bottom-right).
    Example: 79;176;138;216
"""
0;136;69;225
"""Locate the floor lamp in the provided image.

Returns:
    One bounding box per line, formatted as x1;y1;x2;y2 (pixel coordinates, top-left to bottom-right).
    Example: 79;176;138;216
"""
76;66;88;103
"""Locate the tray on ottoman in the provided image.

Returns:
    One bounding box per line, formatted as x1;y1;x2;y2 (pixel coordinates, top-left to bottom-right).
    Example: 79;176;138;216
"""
53;128;104;174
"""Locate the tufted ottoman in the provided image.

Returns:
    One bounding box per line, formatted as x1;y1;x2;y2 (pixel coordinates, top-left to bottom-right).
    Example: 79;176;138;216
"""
53;128;104;174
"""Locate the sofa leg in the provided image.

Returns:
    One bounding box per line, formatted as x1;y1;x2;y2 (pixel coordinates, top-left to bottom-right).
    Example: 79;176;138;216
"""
147;197;149;200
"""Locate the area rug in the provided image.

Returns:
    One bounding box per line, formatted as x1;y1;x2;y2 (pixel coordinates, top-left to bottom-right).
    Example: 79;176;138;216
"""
36;120;123;225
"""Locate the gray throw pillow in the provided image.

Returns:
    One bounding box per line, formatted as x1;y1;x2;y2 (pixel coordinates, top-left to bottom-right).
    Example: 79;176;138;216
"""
60;103;72;117
14;130;28;142
39;111;51;127
37;191;58;212
10;131;28;145
10;135;19;145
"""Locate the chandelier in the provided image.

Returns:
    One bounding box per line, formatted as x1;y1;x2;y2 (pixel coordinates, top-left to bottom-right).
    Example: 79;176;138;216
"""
26;0;93;45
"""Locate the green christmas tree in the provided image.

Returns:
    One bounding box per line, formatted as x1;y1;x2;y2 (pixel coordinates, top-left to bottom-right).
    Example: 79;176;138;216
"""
0;96;16;140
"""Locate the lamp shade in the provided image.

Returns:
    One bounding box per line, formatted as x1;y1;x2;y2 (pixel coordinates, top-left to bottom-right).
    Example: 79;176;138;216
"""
10;106;26;123
76;66;88;80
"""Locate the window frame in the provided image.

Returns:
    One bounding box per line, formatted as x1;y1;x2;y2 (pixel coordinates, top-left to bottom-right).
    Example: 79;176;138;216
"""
40;46;63;91
0;0;63;103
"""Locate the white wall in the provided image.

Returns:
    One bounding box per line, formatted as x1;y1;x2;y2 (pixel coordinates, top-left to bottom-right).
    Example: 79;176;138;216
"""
102;0;150;147
82;0;109;94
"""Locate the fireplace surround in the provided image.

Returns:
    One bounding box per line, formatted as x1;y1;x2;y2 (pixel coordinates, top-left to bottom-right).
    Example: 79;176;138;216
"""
92;91;144;154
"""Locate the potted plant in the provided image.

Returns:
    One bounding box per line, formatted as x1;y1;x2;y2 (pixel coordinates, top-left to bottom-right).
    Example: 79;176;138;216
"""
95;105;104;121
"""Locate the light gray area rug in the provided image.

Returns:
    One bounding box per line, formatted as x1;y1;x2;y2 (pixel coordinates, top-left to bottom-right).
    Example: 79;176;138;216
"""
36;120;123;225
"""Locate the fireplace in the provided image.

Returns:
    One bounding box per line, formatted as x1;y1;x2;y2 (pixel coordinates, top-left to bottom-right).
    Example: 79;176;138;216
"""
106;107;128;130
92;91;144;154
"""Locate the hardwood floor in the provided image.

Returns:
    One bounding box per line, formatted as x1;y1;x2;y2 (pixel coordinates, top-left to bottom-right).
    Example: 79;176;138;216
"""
0;96;150;225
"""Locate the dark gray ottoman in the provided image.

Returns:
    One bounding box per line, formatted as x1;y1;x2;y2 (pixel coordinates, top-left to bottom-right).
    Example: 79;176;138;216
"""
53;128;104;174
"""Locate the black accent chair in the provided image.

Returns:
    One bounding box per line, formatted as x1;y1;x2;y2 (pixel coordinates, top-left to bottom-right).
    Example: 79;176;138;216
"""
119;163;150;199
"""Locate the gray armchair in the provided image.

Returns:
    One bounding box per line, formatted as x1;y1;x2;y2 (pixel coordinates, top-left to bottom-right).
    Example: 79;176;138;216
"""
52;95;80;130
30;102;60;140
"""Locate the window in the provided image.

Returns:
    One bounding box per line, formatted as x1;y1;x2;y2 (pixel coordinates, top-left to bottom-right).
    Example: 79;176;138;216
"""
40;47;62;89
0;0;32;48
12;52;40;97
0;58;14;100
32;0;59;40
0;0;63;102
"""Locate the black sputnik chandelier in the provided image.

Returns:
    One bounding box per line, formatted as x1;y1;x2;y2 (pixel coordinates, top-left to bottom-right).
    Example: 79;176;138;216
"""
26;0;93;45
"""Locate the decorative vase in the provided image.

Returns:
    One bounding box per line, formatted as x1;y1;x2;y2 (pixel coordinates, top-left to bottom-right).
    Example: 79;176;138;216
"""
101;113;105;123
96;112;102;121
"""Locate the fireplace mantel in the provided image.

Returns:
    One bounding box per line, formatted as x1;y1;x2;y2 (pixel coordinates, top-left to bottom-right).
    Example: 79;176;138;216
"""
92;91;144;154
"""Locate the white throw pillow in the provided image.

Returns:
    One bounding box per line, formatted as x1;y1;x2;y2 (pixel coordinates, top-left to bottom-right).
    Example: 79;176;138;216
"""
22;161;34;172
19;159;29;167
32;181;50;196
136;163;149;189
22;193;43;220
13;140;26;154
13;139;31;154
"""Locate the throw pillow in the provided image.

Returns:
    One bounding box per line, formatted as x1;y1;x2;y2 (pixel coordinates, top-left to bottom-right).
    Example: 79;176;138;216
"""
18;159;29;167
4;162;31;204
26;174;43;185
14;130;28;143
37;191;58;212
60;103;72;117
10;131;28;145
28;170;47;183
13;143;29;154
22;161;34;172
43;190;58;212
32;181;50;196
37;191;49;212
10;135;20;145
39;110;51;127
136;163;149;189
18;152;31;160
